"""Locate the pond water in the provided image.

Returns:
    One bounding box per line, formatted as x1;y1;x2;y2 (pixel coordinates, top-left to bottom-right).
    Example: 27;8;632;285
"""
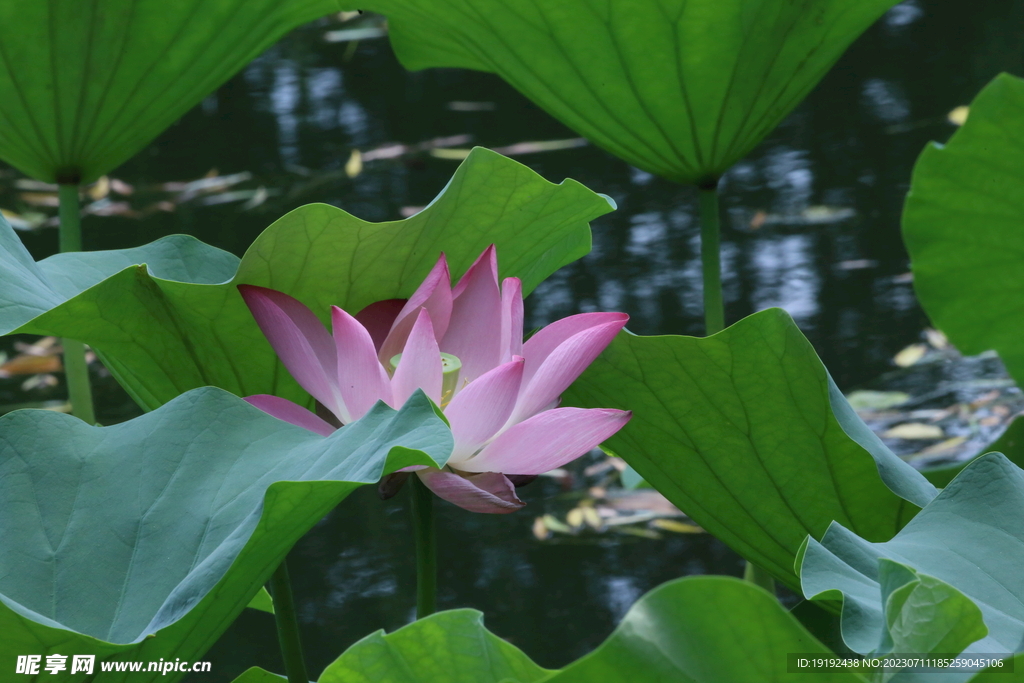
4;0;1024;679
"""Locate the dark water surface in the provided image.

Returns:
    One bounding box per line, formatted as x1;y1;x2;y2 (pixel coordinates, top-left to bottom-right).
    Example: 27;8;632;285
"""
5;1;1024;679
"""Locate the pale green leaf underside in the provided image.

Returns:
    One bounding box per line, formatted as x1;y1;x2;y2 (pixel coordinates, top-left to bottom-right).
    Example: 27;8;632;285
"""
0;388;451;683
563;308;936;588
0;148;610;410
353;0;897;184
0;0;339;183
801;454;1024;668
903;72;1024;387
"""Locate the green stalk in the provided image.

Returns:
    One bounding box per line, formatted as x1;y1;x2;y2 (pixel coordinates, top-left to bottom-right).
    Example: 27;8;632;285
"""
58;184;95;424
699;183;775;593
698;184;725;335
269;559;309;683
410;475;437;618
743;561;776;595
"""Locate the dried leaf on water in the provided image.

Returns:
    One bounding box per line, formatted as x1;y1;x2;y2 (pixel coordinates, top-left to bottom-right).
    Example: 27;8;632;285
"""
0;354;62;377
947;105;970;126
846;390;911;412
345;149;363;178
531;516;551;541
882;423;945;440
893;343;928;367
650;519;704;534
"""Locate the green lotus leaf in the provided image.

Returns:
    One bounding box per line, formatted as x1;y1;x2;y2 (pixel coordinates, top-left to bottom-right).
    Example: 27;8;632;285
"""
563;308;937;588
903;73;1024;386
0;387;452;682
236;577;866;683
0;0;340;183
230;669;287;683
800;454;1024;670
350;0;898;185
319;610;551;683
0;148;611;410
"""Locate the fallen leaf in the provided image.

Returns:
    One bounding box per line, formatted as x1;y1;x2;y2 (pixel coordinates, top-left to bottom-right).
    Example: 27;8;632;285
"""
541;514;571;534
531;516;551;541
882;423;944;440
1;208;47;231
582;506;603;530
87;175;110;201
110;178;135;195
19;192;59;207
948;105;970;126
846;390;910;411
925;328;949;349
749;210;767;230
0;354;62;377
893;343;928;367
650;519;704;534
345;149;363;178
910;436;968;459
21;374;58;391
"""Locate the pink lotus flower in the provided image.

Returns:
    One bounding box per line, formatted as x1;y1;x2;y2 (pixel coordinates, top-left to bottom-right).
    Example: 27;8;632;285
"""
238;246;630;514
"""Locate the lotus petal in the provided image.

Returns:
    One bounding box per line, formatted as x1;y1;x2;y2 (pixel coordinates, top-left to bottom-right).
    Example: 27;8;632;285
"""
445;357;524;463
332;306;392;423
237;285;343;416
463;407;631;474
512;317;628;423
417;469;524;514
379;254;453;364
441;245;502;385
391;309;443;406
243;394;336;437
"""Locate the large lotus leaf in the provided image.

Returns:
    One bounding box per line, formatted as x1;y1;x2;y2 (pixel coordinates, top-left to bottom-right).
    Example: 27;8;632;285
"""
349;0;897;185
562;308;937;588
0;148;611;410
800;454;1024;673
0;387;452;682
236;577;865;683
903;73;1024;386
319;610;551;683
0;0;339;184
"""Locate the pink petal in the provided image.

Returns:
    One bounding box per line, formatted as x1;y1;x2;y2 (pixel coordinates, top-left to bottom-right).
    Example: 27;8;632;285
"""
378;255;452;365
452;244;497;298
354;299;406;352
332;306;392;423
521;312;629;389
499;277;524;363
444;357;524;464
509;317;627;424
244;394;336;437
460;407;631;474
416;468;524;514
238;285;343;418
440;246;502;385
390;308;443;406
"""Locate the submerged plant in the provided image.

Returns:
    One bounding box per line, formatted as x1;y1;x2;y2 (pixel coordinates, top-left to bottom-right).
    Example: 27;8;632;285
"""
240;245;631;514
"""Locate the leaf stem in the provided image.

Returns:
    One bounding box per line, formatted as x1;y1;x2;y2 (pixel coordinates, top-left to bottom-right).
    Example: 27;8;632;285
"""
698;184;725;335
270;559;309;683
744;558;777;595
410;475;437;618
58;184;95;425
